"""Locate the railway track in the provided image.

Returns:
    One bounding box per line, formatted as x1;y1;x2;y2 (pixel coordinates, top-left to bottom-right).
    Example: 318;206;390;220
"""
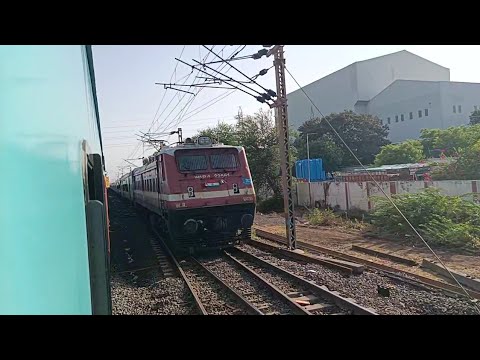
252;227;480;301
200;253;306;315
226;248;377;315
151;233;375;315
180;256;260;315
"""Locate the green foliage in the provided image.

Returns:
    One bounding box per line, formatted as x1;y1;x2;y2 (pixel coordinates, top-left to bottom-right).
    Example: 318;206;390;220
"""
295;111;390;172
371;188;480;251
307;208;367;230
300;137;345;173
196;108;296;197
197;122;238;145
307;208;339;226
431;140;480;180
420;124;480;157
257;195;284;213
374;140;424;166
470;110;480;125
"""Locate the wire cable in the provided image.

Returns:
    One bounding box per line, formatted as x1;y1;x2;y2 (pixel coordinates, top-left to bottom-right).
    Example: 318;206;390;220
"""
202;45;271;93
155;46;243;134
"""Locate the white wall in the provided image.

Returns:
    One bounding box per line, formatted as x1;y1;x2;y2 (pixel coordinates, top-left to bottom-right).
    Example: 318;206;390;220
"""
439;82;480;128
368;80;443;143
356;51;449;102
369;81;480;142
296;180;479;211
287;64;358;129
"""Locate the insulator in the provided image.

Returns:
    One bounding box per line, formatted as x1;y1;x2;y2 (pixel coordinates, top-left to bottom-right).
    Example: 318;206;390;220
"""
267;89;277;97
255;96;266;103
262;93;272;101
252;49;268;59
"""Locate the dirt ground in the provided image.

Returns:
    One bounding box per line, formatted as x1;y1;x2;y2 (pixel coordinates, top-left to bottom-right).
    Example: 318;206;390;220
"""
254;212;480;280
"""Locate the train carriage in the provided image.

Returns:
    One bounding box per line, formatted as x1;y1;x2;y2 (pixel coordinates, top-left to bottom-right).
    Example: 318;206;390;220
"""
0;45;111;315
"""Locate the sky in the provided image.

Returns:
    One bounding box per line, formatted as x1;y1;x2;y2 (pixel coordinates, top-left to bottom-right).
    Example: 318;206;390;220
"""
92;45;480;181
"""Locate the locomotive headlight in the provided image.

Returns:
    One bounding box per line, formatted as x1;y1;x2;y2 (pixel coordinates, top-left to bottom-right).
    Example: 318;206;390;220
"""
198;136;212;146
183;219;198;234
241;214;254;228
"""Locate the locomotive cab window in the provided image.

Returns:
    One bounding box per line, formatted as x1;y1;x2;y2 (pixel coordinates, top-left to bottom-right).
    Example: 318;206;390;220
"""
177;154;208;171
210;153;238;169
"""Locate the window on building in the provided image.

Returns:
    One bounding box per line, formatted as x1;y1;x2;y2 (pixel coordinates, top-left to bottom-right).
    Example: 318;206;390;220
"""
387;117;391;124
395;115;399;123
401;114;404;122
453;105;456;113
418;110;422;118
409;112;413;120
425;109;429;116
458;105;462;113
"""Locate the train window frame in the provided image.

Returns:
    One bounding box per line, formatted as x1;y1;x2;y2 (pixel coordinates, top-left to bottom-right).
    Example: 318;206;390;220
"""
210;152;239;170
176;153;209;172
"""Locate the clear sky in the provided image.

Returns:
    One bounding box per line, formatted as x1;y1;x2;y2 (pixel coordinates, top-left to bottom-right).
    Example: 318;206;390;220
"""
92;45;480;180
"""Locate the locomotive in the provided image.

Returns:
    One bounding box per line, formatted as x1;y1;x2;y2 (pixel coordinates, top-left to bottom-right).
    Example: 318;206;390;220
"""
113;135;256;252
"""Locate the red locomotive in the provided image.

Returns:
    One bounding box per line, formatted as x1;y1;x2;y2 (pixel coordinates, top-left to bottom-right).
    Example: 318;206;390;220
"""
114;136;256;252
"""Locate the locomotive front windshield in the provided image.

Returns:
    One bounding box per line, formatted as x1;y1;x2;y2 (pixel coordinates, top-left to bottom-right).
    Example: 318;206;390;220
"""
176;149;239;172
177;155;208;171
210;153;238;169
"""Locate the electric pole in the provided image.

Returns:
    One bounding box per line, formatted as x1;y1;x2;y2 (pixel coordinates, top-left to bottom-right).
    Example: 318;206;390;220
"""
269;45;297;250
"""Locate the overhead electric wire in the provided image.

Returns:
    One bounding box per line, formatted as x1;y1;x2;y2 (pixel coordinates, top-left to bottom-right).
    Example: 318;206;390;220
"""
150;45;186;128
124;46;190;160
176;58;259;99
126;46;219;160
148;46;226;136
285;65;480;312
202;45;271;93
154;45;243;135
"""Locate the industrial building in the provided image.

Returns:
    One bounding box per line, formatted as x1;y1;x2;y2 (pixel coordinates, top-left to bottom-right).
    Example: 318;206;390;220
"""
287;50;480;143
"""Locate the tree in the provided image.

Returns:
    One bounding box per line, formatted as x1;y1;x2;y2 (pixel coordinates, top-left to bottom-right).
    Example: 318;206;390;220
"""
235;109;283;196
420;124;480;157
470;110;480;125
432;140;480;180
294;110;390;171
196;108;289;197
296;136;345;174
374;140;424;166
197;122;238;145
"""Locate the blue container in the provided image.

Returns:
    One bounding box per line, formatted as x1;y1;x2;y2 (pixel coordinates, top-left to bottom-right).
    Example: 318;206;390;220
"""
295;158;325;181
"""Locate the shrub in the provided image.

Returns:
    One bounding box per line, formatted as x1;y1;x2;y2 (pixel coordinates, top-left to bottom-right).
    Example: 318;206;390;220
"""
307;208;340;226
374;140;424;166
307;208;368;230
370;188;480;251
257;195;284;213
